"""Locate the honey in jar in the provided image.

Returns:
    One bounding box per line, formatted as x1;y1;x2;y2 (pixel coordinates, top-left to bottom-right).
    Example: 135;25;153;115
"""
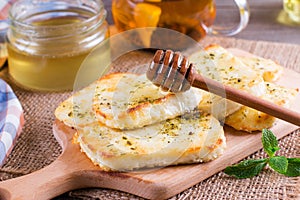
7;0;109;91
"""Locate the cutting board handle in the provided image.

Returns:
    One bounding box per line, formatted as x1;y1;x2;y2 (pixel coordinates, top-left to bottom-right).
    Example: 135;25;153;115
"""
0;122;102;200
0;121;170;200
0;151;87;200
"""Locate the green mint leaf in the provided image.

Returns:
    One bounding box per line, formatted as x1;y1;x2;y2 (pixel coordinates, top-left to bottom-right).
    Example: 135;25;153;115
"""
284;158;300;177
224;159;267;179
262;129;280;157
269;156;288;174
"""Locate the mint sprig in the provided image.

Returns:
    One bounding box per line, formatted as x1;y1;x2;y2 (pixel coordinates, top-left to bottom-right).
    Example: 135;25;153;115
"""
224;159;267;179
224;129;300;178
261;129;280;157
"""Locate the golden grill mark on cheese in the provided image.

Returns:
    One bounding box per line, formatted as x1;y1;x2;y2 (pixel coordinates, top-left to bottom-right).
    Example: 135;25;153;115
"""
76;112;226;171
225;82;299;132
92;73;202;129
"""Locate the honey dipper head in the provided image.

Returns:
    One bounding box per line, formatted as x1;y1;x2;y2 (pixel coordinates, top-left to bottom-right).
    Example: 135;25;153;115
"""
146;49;195;93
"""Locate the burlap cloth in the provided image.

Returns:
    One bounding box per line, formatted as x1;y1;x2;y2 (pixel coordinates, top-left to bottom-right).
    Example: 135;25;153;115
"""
0;36;299;200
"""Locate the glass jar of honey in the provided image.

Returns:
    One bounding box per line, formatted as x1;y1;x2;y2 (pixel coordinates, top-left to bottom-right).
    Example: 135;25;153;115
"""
7;0;109;91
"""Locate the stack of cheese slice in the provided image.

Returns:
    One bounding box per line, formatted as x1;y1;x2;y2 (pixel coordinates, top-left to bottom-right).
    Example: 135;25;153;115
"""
55;73;226;171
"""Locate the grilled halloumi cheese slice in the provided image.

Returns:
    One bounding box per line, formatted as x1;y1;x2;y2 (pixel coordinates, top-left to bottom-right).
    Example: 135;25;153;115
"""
93;73;202;129
189;44;266;119
76;112;226;171
55;81;98;128
228;48;283;82
55;73;202;130
225;82;298;132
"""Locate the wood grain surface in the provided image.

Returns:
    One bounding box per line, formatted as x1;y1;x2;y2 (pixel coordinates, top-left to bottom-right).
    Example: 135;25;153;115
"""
0;49;299;200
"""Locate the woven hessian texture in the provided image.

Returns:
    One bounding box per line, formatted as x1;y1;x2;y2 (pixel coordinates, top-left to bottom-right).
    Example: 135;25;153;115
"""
0;36;299;200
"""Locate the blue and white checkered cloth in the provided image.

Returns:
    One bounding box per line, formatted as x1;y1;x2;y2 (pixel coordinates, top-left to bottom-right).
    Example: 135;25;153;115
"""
0;78;24;166
0;1;24;166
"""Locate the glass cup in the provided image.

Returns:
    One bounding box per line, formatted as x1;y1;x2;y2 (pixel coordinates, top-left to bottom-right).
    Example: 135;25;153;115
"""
284;0;300;23
111;0;249;49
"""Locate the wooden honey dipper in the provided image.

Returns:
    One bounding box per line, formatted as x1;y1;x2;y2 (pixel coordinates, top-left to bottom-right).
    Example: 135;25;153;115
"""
146;49;300;127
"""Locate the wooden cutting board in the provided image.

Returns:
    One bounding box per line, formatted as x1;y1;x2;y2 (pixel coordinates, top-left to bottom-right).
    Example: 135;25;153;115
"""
0;50;299;200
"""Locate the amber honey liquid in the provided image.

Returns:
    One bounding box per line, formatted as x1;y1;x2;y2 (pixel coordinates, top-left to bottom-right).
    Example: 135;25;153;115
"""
8;8;109;91
8;46;91;91
112;0;216;47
